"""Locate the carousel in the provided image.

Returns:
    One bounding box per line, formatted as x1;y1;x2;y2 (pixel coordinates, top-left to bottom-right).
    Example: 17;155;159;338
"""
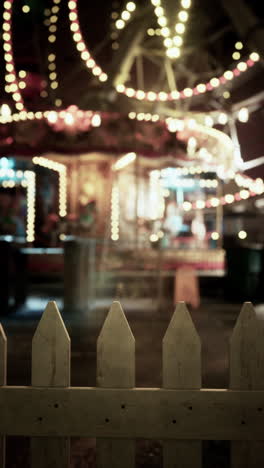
0;0;264;285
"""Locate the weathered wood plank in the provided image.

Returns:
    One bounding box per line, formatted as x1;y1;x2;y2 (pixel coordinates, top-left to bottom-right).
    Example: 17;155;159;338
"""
97;301;135;468
163;302;202;468
230;302;264;468
0;324;7;468
1;387;264;440
31;301;71;468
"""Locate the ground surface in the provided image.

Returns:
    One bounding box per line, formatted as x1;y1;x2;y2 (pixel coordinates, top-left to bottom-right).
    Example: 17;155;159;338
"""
1;283;259;467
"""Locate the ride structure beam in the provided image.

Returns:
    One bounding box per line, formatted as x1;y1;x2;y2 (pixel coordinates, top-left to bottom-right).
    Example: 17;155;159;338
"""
107;8;152;88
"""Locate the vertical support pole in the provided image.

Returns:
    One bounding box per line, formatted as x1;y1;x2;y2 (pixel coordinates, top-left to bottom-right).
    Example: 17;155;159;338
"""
69;160;79;218
216;179;223;248
0;324;7;468
134;156;139;251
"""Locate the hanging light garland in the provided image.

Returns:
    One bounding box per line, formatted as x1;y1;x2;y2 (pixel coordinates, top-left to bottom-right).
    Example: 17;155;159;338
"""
66;0;260;102
32;156;67;217
44;0;62;99
115;1;136;31
2;0;25;111
116;52;259;102
67;0;107;82
151;0;191;60
0;107;102;130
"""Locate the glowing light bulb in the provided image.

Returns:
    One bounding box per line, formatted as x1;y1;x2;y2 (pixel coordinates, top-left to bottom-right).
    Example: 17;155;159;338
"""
238;107;249;123
175;23;185;34
235;41;243;50
183;87;193;97
91;114;101;127
166;47;180;58
232;51;240;60
0;104;11;118
121;10;130;21
157;16;167;27
126;2;136;12
173;35;183;46
224;70;234;80
161;27;170;37
178;10;188;21
197;83;206;93
250;52;259;62
238;230;247;239
218;113;228;125
22;4;30;13
237;61;247;71
164;38;172;48
211;232;219;240
181;0;191;8
47;111;58;124
116;19;125;29
210;77;220;87
183;201;192;211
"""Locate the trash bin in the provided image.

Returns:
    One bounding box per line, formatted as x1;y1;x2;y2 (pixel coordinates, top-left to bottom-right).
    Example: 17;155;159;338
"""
225;246;262;301
63;237;96;313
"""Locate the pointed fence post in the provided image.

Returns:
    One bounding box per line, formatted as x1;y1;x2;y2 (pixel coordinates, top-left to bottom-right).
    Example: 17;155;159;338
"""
230;302;264;468
96;301;135;468
31;302;71;468
162;302;202;468
0;324;7;468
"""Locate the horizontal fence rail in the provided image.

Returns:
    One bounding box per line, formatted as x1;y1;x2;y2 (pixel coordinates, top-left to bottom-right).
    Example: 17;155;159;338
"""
1;300;264;468
1;387;264;440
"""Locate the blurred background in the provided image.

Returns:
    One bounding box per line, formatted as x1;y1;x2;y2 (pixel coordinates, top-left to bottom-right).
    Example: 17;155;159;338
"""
1;1;264;465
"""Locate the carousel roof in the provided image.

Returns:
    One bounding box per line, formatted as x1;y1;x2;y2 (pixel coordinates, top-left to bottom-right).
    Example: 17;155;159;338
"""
0;0;264;177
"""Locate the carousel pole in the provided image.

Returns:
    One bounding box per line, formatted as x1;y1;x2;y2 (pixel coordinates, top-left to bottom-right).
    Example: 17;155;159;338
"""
69;159;79;218
216;179;224;249
134;155;139;251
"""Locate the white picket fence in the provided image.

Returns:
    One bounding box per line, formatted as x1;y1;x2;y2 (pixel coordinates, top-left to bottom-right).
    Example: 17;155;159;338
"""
1;301;264;467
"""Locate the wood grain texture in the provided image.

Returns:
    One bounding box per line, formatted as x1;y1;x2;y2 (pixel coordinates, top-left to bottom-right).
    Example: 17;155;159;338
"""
230;302;264;468
31;301;71;468
0;323;6;468
97;301;135;468
163;302;202;468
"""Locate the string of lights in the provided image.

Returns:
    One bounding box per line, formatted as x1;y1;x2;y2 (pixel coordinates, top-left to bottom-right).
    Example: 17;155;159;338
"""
2;0;26;111
115;2;136;31
66;0;260;103
116;52;259;102
0;108;102;128
68;0;107;82
44;0;62;101
25;170;36;242
32;156;67;217
151;0;191;60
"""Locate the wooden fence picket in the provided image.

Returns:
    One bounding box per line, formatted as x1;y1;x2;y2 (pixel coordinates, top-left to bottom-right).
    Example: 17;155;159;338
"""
31;301;71;468
230;302;264;468
162;302;202;468
0;324;7;468
96;301;135;468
